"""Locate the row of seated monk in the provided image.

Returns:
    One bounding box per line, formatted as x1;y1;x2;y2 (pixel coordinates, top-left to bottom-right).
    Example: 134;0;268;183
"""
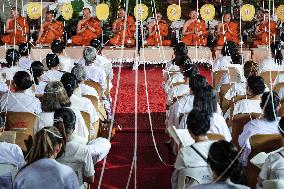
0;7;279;47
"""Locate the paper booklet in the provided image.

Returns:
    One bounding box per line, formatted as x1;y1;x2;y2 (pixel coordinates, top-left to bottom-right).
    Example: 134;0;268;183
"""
250;147;284;169
167;126;195;147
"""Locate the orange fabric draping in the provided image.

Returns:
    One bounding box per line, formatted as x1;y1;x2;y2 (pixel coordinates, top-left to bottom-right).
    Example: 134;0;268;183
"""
253;21;277;46
217;22;239;46
146;20;171;46
38;20;64;44
181;20;207;46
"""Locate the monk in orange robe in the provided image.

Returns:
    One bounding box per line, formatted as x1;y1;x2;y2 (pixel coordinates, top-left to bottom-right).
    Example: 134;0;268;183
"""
217;12;239;46
146;12;171;46
109;7;136;47
181;9;207;46
72;8;102;46
1;7;29;45
36;11;63;44
253;11;277;47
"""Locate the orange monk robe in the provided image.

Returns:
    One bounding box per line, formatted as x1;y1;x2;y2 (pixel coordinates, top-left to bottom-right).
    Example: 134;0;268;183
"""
1;16;29;45
217;22;239;46
146;20;171;46
72;18;102;46
181;20;207;46
37;20;64;44
109;16;136;47
253;21;277;46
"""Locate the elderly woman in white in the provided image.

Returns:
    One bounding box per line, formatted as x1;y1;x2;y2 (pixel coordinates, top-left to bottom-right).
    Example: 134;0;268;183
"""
238;92;281;166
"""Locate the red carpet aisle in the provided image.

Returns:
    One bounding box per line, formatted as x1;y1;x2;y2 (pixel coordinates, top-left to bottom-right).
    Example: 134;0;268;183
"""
92;65;212;189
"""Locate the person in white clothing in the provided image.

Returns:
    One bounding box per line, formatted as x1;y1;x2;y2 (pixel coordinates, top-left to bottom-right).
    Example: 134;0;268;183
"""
239;91;281;165
51;40;75;72
42;53;64;81
30;61;47;97
232;75;265;117
172;109;215;189
13;126;80;189
18;43;33;70
258;117;284;187
55;108;111;188
0;71;41;114
191;140;249;189
34;81;88;141
0;117;25;189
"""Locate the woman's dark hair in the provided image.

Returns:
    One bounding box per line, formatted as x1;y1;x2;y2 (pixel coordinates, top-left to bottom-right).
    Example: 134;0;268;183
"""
51;40;65;54
260;91;280;121
189;74;208;94
90;39;103;52
18;43;30;56
221;41;242;65
6;49;20;68
181;57;198;78
54;108;76;139
13;71;33;91
247;75;265;96
193;85;217;117
243;61;258;79
186;108;210;136
279;116;284;137
30;61;44;85
208;140;240;181
270;41;283;65
46;53;60;70
174;42;188;65
60;73;79;97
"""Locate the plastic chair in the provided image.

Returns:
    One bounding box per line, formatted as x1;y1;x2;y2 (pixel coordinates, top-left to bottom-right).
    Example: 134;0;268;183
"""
207;133;225;141
273;82;284;95
219;83;234;113
213;67;241;89
263;179;284;189
260;71;280;87
83;95;100;113
0;131;16;143
15;132;32;153
81;111;91;141
83;80;103;102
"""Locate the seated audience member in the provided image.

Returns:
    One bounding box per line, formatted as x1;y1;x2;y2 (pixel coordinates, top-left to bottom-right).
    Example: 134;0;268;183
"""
13;127;80;189
231;75;265;116
180;85;231;141
224;61;259;101
191;140;249;189
239;91;281;165
168;74;208;129
83;47;107;92
51;40;75;72
172;109;214;188
41;53;63;81
18;43;33;70
30;61;47;97
0;116;25;189
55;108;111;187
0;71;41;114
257;116;284;187
34;81;88;141
71;65;99;99
259;41;283;74
60;72;99;135
0;49;22;81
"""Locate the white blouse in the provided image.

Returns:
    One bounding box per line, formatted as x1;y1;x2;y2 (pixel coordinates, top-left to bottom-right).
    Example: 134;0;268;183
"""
259;58;281;73
167;84;190;106
58;55;75;72
224;82;247;100
19;57;34;70
85;64;107;92
0;66;23;80
41;70;64;82
232;99;263;116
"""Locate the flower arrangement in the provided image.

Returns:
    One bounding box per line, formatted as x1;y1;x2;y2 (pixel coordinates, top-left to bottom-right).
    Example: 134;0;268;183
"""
134;4;148;22
27;3;41;20
200;4;215;22
96;4;110;21
276;5;284;22
241;4;255;21
62;3;73;21
167;4;181;21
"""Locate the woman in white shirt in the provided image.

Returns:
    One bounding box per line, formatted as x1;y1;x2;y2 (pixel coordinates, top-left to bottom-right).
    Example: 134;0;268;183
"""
0;71;42;114
41;53;64;82
13;126;80;189
0;49;23;81
18;43;33;70
172;108;215;189
258;116;284;187
55;108;111;188
191;140;249;189
232;75;265;117
34;81;88;141
239;91;281;165
0;116;25;189
30;61;47;97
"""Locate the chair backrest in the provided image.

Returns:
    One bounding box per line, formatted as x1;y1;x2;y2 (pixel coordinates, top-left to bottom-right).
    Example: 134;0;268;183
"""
219;83;234;113
213;70;227;88
231;113;262;147
5;112;37;136
273;82;284;95
0;131;16;143
81;111;91;141
263;179;284;189
207;133;225;141
15;132;32;153
84;80;103;101
260;71;280;87
279;101;284;117
82;95;100;112
0;163;18;189
213;68;241;89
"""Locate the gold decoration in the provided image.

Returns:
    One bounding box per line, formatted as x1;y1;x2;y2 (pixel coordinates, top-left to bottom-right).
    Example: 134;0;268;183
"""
27;3;41;20
167;4;181;21
276;5;284;22
96;3;109;21
241;4;255;21
134;4;148;22
62;3;73;21
200;4;215;22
